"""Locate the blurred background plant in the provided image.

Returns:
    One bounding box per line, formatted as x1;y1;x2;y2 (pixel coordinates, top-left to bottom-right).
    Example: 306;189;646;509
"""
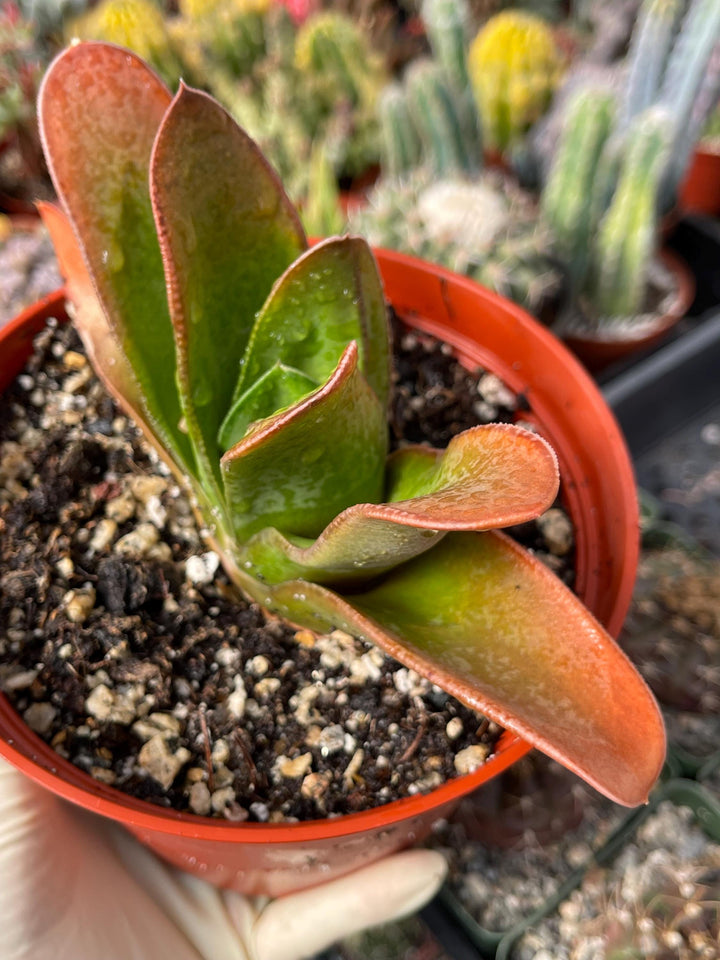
0;1;50;204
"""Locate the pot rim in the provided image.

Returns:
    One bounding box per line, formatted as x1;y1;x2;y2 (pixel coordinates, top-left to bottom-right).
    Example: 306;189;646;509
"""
0;247;638;842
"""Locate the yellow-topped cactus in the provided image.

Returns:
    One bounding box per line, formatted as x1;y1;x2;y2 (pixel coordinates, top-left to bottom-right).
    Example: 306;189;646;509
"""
468;10;564;154
178;0;270;19
67;0;183;86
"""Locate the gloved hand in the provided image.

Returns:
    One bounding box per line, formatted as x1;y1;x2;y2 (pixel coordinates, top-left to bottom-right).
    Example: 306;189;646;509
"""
0;757;447;960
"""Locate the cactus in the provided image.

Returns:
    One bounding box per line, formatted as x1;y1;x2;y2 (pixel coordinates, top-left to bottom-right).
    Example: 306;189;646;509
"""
473;230;563;319
663;38;720;205
468;10;565;154
378;83;422;179
66;0;184;86
405;59;479;176
294;11;378;108
302;141;345;238
350;171;562;316
588;108;671;319
618;0;683;130
539;87;616;296
421;0;471;92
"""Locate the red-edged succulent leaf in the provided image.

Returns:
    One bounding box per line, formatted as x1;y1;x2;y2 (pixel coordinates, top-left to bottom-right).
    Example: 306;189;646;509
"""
240;424;559;584
38;202;203;496
219;364;317;452
37;42;194;476
150;83;307;501
221;342;387;541
232;236;390;409
233;532;665;807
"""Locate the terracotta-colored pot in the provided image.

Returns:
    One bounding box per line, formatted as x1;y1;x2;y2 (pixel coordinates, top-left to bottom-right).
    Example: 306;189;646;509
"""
562;249;695;374
0;252;638;897
679;144;720;218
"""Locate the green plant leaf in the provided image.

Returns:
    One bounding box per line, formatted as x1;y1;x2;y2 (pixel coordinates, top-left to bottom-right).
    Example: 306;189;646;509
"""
150;83;307;503
219;363;317;451
221;342;387;541
37;42;195;477
237;532;665;807
240;424;559;584
233;236;390;408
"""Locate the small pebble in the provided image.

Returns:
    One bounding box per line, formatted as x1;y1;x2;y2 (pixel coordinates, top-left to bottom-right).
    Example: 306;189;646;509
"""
63;586;96;624
453;744;490;775
23;702;57;735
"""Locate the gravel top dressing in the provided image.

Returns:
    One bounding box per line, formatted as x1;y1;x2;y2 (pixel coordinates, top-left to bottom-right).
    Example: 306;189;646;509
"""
0;312;574;822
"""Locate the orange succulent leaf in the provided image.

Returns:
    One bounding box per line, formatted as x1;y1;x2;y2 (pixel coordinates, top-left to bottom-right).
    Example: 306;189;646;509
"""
37;42;194;476
244;531;665;807
240;423;559;584
150;83;307;502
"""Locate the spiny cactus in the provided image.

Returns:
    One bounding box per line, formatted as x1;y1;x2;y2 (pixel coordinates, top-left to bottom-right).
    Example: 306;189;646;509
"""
350;171;562;317
421;0;472;92
378;83;422;179
405;59;479;177
539;87;615;296
473;230;563;320
468;10;565;154
618;0;683;130
589;109;671;319
294;10;378;108
66;0;184;86
419;0;482;165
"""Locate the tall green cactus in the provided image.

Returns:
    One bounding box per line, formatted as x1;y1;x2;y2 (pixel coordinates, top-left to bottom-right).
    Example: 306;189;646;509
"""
539;88;615;295
618;0;683;130
405;59;479;176
378;83;422;178
589;109;671;318
420;0;472;91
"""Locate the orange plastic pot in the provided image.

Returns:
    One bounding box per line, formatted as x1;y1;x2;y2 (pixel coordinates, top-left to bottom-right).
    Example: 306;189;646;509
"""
679;145;720;217
0;252;639;897
562;250;695;374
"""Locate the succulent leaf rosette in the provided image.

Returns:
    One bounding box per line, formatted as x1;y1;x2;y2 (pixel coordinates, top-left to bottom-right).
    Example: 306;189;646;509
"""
37;43;665;807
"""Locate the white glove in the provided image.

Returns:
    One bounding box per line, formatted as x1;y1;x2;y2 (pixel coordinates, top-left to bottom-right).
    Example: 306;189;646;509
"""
0;757;447;960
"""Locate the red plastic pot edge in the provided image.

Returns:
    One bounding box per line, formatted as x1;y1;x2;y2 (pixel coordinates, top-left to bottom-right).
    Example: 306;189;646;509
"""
0;251;638;870
562;249;695;374
679;144;720;218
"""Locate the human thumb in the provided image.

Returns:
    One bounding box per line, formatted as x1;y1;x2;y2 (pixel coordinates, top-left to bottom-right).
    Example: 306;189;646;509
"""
247;849;448;960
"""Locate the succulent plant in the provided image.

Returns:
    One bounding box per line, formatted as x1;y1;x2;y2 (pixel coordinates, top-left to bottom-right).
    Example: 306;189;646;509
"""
351;170;562;318
540;86;679;322
37;41;666;807
588;108;671;318
467;10;565;154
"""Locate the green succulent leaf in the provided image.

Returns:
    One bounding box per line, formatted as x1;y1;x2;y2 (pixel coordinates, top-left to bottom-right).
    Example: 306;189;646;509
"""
240;424;559;584
233;236;390;408
221;342;387;541
37;42;195;478
237;531;665;808
219;363;318;452
150;83;307;505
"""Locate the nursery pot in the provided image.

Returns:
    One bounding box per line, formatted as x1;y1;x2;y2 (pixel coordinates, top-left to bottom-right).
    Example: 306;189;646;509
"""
562;250;695;374
0;252;638;897
679;145;720;218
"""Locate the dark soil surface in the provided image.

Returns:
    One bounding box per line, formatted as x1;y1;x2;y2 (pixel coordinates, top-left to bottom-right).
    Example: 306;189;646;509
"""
0;315;573;821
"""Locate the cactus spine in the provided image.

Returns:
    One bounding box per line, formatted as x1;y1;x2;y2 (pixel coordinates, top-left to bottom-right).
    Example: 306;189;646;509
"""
589;109;671;318
468;10;564;153
539;88;615;295
378;83;422;178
